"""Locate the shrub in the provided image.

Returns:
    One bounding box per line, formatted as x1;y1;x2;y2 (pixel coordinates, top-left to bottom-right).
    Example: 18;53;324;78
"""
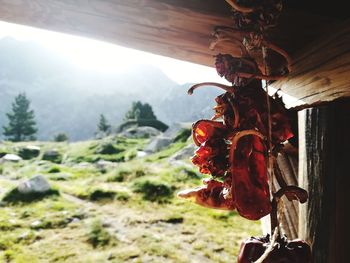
173;128;191;143
42;150;63;164
88;189;116;201
87;219;112;248
54;133;69;142
132;179;173;202
107;168;145;182
18;147;40;160
106;170;130;182
47;166;61;173
94;143;123;155
2;188;59;204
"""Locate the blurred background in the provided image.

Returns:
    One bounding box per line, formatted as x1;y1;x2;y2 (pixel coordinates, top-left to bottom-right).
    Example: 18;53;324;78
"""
0;21;260;263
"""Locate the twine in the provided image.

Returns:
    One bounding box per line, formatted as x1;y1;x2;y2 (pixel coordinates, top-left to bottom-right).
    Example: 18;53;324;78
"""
254;227;279;263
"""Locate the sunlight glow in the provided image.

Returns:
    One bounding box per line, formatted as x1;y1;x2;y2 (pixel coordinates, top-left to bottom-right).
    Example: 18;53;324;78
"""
0;21;228;85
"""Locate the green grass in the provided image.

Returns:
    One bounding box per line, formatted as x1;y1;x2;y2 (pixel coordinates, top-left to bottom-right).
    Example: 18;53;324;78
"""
0;137;262;262
132;178;174;202
87;219;115;248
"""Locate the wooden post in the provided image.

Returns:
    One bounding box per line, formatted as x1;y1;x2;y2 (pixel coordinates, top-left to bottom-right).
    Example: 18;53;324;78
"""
298;100;349;263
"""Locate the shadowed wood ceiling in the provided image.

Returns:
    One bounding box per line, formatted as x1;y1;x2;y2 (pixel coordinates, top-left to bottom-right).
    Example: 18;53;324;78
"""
0;0;348;107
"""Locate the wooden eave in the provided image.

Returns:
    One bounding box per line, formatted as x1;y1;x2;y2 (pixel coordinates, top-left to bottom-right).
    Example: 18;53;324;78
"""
0;0;348;107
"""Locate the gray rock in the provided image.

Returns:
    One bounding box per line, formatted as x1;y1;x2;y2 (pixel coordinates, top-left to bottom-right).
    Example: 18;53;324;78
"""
136;151;147;158
95;160;118;170
120;126;161;139
17;175;51;194
30;220;43;228
76;162;92;168
1;154;22;162
169;144;196;161
144;136;173;153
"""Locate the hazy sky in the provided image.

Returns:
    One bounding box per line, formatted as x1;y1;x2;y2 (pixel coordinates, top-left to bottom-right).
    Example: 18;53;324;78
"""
0;21;228;85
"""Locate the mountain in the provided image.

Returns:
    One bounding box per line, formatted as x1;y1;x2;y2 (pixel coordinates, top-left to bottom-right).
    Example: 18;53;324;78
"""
0;37;223;141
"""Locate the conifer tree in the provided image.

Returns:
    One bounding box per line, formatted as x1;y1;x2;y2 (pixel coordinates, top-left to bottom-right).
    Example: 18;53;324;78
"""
124;101;157;120
3;93;37;142
98;114;111;134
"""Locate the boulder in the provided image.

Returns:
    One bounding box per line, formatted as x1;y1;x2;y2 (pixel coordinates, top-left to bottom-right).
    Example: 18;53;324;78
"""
17;175;51;194
42;150;62;163
18;145;40;160
136;151;147;158
120;126;161;139
144;136;173;153
1;154;22;162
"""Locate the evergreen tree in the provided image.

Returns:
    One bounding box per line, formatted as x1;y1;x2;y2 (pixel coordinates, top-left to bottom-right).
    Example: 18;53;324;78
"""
124;101;157;120
3;93;37;142
54;133;69;142
98;114;111;134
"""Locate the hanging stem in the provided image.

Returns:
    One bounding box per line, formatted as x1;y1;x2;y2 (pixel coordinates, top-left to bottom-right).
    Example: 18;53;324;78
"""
188;82;235;95
254;227;279;263
224;0;254;13
262;45;277;233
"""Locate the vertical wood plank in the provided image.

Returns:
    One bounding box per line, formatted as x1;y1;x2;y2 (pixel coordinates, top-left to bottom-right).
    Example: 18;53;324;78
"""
298;100;349;263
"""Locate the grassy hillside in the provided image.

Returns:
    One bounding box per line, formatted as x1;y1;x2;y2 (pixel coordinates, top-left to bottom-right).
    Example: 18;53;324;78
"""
0;137;261;262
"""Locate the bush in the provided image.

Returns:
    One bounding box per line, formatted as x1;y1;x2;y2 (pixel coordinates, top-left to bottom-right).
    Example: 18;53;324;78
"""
42;150;63;164
54;133;69;142
106;169;130;182
173;128;191;143
132;179;173;202
47;166;61;173
94;143;123;155
88;189;116;201
18;146;40;160
87;219;112;248
2;188;59;204
115;191;130;201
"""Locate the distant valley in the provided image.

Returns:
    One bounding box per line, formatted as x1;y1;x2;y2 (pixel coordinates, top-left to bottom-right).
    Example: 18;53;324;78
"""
0;37;223;141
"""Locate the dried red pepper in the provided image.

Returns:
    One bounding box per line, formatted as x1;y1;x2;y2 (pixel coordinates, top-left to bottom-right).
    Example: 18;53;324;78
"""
238;235;311;263
179;80;294;220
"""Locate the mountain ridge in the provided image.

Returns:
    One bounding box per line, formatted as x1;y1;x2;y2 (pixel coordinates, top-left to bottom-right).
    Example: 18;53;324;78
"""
0;37;223;141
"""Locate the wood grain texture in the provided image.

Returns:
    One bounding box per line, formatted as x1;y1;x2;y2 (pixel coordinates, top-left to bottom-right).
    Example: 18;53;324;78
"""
272;20;350;108
276;150;299;239
298;101;350;263
0;0;339;68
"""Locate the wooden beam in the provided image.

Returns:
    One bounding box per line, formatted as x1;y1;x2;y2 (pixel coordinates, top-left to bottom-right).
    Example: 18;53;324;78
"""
272;20;350;108
298;101;349;263
0;0;338;68
0;0;233;66
0;0;346;104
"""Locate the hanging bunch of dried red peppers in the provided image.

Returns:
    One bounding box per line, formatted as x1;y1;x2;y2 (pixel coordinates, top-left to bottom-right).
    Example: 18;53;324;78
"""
178;1;311;262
